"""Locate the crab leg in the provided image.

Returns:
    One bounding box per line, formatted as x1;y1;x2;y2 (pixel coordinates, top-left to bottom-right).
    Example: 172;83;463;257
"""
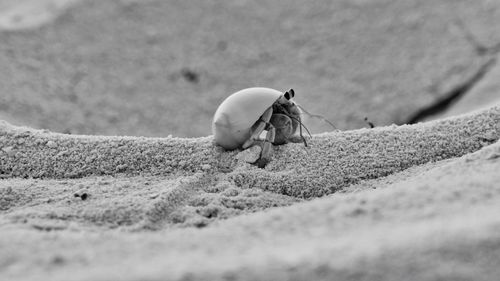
258;124;275;167
242;107;273;149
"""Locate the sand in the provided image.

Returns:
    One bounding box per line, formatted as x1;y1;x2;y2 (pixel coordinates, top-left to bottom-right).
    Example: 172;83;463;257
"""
2;0;500;280
1;106;500;280
1;105;499;195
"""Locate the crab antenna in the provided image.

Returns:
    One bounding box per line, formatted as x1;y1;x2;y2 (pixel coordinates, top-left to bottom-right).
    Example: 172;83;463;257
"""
297;118;307;147
296;104;337;130
299;118;307;147
288;115;312;147
289;116;312;138
300;123;307;147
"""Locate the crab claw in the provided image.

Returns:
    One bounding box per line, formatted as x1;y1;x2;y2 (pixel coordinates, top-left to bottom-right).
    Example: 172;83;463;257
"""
235;140;272;168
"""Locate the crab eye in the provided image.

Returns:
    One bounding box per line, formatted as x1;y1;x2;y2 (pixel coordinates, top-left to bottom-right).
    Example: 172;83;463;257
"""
284;89;295;100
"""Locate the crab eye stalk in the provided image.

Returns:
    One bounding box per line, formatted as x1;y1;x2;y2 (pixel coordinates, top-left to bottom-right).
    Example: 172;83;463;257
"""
284;89;294;100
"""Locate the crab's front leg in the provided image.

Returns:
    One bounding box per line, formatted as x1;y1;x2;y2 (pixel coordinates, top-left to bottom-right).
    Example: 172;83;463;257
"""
254;123;276;168
242;107;273;149
242;107;276;167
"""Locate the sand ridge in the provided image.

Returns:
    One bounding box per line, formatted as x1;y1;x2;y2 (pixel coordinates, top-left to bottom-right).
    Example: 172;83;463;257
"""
0;106;499;233
1;105;499;198
1;119;500;280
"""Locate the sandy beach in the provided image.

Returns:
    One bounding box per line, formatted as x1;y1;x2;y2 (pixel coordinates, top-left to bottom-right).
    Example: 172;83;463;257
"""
1;0;500;280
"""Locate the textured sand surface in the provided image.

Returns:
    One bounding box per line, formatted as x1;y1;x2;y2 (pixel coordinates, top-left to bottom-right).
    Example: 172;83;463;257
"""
1;106;500;280
2;0;500;280
1;106;499;197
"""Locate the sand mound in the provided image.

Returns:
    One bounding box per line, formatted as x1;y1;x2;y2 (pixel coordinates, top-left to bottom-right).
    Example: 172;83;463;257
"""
0;105;498;230
1;105;499;193
1;106;500;280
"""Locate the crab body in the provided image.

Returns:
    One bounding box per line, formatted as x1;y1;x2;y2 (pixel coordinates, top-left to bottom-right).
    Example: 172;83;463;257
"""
212;87;305;167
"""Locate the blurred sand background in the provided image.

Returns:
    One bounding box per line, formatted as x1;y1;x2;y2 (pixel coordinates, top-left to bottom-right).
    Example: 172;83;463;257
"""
1;0;500;280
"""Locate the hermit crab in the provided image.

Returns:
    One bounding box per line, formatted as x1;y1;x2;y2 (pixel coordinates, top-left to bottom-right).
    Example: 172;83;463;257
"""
212;87;311;167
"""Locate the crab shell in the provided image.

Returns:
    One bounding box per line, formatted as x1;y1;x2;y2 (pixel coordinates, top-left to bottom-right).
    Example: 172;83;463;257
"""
212;87;283;150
